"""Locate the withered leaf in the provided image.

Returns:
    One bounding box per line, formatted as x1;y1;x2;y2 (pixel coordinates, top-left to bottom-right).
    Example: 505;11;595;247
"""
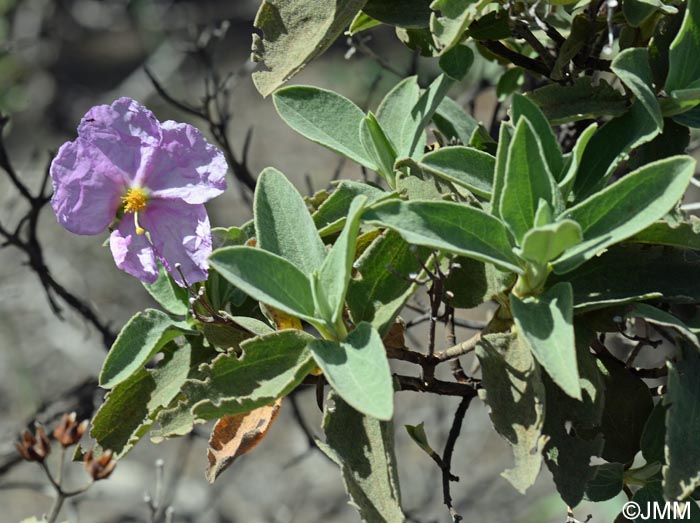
206;399;282;483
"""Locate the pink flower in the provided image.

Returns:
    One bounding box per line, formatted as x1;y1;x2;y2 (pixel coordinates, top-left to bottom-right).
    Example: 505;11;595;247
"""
50;97;227;285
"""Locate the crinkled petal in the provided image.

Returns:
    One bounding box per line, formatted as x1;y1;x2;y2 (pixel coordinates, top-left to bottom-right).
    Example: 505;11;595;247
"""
50;138;126;235
109;217;159;284
78;97;161;181
140;200;211;285
142;121;227;204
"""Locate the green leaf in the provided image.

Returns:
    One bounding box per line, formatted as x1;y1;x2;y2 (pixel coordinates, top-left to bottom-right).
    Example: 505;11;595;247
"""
92;340;211;457
666;0;700;94
207;227;249;310
512;94;564;179
251;0;367;96
552;244;700;311
623;0;677;27
554;156;696;274
363;0;431;27
585;463;624;502
468;124;497;155
674;104;700;127
542;330;605;506
500;118;558;242
309;322;393;420
430;0;475;52
394;159;466;200
99;310;193;389
597;356;653;463
572;101;661;200
466;9;511;39
348;11;382;35
612;48;663;129
527;78;628;125
432;96;479;145
496;67;524;100
406;74;454;156
491;122;513;219
445;257;516;308
209;246;316;322
629;481;700;522
254;167;326;274
476;333;547;494
519;220;583;266
184;330;316;423
664;340;700;500
377;77;421;158
626;303;700;347
549;15;590;81
405;422;437;455
361;113;398;185
318;392;403;523
511;283;580;399
558;123;598;199
363;199;523;273
438;44;474;80
395;26;439;56
418;146;495;198
641;401;667;465
627;218;700;251
626;118;690;172
347;230;429;336
273;86;375;169
313;180;388;236
143;264;189;316
316;196;368;325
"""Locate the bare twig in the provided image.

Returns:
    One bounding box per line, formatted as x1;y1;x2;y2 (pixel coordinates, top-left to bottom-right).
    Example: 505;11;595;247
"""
0;117;115;348
441;396;473;522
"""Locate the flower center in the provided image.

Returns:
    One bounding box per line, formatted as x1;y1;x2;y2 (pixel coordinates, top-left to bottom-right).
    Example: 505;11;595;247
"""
122;188;148;213
121;188;148;235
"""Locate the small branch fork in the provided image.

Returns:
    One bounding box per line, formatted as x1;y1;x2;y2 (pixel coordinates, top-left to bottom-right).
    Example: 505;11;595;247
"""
0;115;116;348
145;24;256;205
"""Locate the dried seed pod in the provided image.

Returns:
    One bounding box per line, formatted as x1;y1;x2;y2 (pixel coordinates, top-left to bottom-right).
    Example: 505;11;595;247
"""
53;412;88;448
15;424;51;462
84;448;117;481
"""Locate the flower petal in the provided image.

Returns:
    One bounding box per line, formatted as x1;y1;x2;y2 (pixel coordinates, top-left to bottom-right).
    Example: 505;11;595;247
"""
144;121;228;204
140;200;211;285
78;97;161;182
50;138;126;235
109;217;159;284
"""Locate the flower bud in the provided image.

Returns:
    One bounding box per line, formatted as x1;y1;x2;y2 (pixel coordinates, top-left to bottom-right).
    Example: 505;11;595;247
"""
53;412;88;448
15;424;51;462
84;448;117;481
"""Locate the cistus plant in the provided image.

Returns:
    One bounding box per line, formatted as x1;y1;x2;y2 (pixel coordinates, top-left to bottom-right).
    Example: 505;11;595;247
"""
46;0;700;521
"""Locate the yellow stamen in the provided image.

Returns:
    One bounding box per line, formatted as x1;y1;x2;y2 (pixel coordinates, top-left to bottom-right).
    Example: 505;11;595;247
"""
121;187;148;214
134;212;145;235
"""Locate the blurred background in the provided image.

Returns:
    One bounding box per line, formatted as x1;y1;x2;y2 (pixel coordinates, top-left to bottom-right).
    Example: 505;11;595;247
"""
0;1;680;522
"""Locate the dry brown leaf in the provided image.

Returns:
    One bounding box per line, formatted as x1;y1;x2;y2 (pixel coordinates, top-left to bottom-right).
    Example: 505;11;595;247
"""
206;399;282;483
262;304;303;330
382;318;406;350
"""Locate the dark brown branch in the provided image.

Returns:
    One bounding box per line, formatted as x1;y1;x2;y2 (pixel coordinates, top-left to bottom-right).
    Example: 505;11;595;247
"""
441;395;474;522
395;375;479;397
480;40;551;78
145;58;257;197
0;121;115;348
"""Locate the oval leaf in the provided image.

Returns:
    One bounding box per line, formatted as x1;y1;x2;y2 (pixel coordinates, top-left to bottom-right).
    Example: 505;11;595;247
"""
100;309;193;389
554;155;696;274
209;246;316;322
308;322;394;420
273;86;375;169
363;199;523;273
